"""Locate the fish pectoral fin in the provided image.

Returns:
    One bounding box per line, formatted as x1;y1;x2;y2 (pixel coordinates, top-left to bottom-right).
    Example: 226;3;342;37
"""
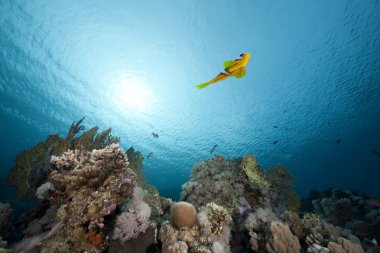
233;67;247;78
223;60;236;68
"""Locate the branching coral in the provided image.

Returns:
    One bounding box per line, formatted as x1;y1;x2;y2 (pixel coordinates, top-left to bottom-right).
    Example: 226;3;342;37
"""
49;144;133;202
8;118;120;198
301;214;337;242
200;203;232;236
41;144;135;252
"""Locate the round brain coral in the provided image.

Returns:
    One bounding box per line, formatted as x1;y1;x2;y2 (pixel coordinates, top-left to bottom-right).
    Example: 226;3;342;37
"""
170;201;197;228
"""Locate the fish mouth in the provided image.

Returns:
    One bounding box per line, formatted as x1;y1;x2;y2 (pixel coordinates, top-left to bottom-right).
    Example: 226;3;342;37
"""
240;53;250;59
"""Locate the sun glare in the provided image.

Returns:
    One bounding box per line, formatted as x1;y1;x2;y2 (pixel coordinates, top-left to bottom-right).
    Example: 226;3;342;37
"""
113;77;153;113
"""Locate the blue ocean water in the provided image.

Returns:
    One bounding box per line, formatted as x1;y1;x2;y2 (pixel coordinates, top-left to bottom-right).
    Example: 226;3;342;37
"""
0;0;379;202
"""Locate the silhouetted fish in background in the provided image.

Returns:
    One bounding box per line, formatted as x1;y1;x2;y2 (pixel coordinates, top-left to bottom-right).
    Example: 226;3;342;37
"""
371;150;380;157
147;152;154;159
366;198;380;207
152;132;159;138
210;144;218;154
335;139;342;144
273;141;278;145
195;53;251;89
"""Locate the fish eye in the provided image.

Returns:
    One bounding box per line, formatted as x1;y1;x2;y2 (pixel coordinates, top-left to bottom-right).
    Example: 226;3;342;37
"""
240;54;244;57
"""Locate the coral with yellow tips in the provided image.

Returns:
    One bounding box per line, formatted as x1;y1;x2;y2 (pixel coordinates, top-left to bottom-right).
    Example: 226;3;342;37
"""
240;155;270;187
302;212;320;222
201;202;232;236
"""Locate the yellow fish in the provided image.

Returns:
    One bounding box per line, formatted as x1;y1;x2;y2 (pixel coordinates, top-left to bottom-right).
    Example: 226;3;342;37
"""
195;53;251;89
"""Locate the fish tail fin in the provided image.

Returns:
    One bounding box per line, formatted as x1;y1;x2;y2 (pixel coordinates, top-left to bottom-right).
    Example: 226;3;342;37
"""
195;82;210;89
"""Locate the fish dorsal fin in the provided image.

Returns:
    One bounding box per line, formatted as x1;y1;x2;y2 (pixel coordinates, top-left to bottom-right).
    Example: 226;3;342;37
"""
223;60;235;68
234;67;246;78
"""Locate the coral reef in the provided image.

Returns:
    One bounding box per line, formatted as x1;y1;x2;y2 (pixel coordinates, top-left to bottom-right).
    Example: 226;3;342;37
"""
180;155;245;209
240;155;270;187
243;204;367;253
199;202;232;237
12;144;135;253
112;187;152;243
108;221;158;253
0;203;12;240
180;155;301;220
126;147;163;217
265;220;301;253
310;188;380;245
328;237;365;253
6;137;376;253
159;202;232;253
266;165;301;213
8;118;119;198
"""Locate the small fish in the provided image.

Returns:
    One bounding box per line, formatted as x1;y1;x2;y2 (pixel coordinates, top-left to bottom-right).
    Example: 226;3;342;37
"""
195;53;251;89
273;126;278;128
210;144;218;153
371;150;380;157
152;132;159;138
147;152;154;159
335;139;342;144
273;141;278;145
365;199;380;207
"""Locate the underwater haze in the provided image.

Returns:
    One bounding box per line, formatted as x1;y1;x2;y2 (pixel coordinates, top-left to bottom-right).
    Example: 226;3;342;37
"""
1;0;380;201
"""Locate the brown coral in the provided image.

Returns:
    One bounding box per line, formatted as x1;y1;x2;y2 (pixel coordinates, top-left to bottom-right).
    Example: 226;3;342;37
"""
328;237;365;253
265;221;301;253
170;202;197;228
336;237;364;253
284;211;303;238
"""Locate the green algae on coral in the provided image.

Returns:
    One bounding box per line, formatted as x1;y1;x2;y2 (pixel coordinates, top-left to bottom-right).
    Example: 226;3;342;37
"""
240;155;270;187
266;165;301;212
